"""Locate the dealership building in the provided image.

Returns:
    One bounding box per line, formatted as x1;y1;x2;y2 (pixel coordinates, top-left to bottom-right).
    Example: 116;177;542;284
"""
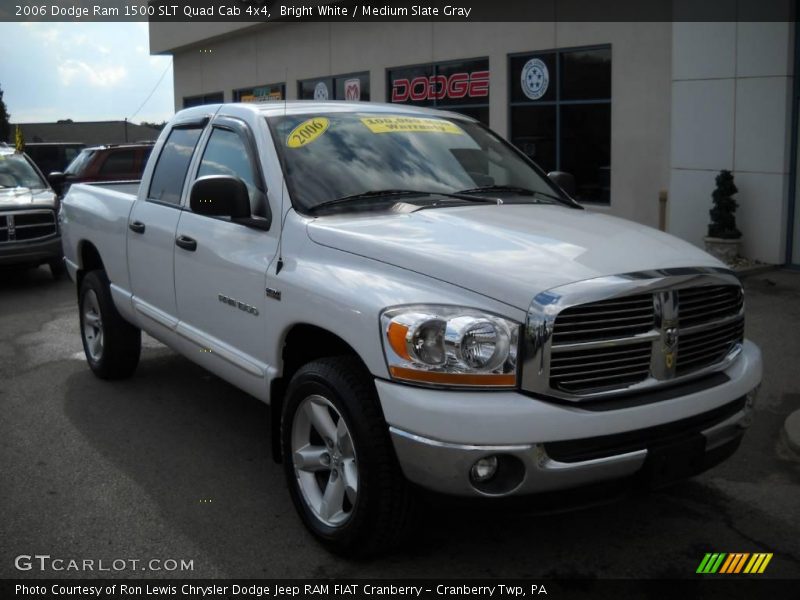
149;20;800;267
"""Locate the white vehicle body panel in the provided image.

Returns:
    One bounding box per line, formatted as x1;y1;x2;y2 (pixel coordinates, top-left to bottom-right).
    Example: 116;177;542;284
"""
307;204;724;311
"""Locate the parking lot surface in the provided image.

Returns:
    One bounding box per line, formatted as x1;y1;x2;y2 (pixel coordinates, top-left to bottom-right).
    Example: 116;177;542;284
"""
1;267;799;579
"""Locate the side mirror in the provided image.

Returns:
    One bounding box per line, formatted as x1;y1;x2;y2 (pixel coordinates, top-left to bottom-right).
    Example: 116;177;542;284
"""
48;171;66;195
547;171;577;198
190;175;251;218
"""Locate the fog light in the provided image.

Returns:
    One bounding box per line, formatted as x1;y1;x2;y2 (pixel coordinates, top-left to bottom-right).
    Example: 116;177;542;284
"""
470;456;498;483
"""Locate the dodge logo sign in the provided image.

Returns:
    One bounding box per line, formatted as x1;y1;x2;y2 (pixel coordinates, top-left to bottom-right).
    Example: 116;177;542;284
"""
391;71;490;102
344;78;361;101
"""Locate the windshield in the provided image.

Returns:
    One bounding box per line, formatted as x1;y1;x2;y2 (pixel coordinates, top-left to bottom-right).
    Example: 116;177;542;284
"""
0;153;47;189
267;112;566;212
65;149;96;175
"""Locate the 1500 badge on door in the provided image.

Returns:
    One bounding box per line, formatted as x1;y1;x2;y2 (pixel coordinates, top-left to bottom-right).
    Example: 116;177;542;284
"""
218;294;259;316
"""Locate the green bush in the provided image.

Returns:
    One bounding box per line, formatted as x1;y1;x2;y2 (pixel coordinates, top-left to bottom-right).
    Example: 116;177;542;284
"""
708;170;741;239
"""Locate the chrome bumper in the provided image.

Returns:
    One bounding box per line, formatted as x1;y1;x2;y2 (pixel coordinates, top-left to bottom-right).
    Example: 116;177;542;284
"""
389;389;756;497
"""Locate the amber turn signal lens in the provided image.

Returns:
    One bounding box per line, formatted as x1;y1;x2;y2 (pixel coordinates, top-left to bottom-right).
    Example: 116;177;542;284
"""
389;366;516;387
387;321;411;360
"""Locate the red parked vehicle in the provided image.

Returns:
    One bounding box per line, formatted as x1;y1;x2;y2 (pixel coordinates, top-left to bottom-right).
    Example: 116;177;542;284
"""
48;143;153;197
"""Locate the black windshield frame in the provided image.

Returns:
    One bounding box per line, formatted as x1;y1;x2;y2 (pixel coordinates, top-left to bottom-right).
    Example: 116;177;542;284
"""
266;112;578;216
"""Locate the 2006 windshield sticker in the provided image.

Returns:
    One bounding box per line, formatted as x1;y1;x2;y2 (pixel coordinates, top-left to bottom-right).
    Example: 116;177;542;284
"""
286;117;330;148
360;117;463;134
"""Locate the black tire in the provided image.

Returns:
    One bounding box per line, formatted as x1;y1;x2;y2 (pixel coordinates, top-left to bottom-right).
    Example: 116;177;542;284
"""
49;258;66;280
281;356;414;557
79;270;141;379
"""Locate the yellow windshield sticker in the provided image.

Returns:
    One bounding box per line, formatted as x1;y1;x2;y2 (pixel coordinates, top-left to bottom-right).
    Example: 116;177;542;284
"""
360;116;463;134
286;117;330;148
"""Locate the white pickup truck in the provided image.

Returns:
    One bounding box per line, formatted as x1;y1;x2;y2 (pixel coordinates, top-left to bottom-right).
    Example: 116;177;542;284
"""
60;102;762;556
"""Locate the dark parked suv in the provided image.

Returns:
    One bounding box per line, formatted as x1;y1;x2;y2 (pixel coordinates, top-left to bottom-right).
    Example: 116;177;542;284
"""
48;143;153;196
0;143;63;278
25;142;86;178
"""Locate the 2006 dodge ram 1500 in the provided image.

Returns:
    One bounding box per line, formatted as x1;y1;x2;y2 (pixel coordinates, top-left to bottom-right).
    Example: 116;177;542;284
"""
61;102;762;556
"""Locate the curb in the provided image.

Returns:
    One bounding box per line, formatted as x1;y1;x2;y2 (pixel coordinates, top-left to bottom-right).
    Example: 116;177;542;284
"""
783;410;800;456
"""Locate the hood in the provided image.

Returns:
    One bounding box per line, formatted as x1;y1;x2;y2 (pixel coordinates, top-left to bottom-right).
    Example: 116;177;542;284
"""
306;204;724;310
0;187;56;209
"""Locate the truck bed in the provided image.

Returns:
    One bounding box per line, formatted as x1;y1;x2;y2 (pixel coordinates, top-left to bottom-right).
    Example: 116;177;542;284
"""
83;180;141;197
60;181;139;294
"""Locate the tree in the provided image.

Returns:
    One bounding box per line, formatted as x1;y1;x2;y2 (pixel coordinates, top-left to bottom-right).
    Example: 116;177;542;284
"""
139;120;167;131
708;170;741;239
0;84;10;143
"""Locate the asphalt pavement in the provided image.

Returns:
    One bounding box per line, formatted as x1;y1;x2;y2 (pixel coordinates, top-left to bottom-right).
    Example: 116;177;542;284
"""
1;266;799;579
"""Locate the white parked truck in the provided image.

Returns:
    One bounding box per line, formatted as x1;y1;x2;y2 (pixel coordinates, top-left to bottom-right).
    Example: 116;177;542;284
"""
60;102;762;556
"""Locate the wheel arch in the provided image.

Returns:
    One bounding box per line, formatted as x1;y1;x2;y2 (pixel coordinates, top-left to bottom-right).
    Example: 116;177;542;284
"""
75;240;105;296
269;323;372;463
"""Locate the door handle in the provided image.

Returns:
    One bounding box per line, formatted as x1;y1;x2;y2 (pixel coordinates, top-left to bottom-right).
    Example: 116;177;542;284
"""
175;235;197;252
129;221;146;234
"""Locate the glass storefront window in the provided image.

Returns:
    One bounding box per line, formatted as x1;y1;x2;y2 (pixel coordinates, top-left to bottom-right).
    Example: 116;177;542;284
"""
560;48;611;101
509;46;611;204
298;73;370;101
334;74;370;101
182;92;224;109
234;83;286;103
510;105;556;173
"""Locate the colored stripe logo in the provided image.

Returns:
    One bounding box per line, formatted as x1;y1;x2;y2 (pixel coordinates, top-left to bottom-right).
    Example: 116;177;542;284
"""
696;553;773;574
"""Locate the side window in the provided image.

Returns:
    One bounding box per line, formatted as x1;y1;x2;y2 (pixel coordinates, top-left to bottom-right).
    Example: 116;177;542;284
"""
147;127;203;205
98;149;137;177
196;127;266;218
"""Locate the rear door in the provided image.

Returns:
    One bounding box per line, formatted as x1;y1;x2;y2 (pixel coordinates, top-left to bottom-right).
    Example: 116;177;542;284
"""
173;116;277;395
127;121;205;334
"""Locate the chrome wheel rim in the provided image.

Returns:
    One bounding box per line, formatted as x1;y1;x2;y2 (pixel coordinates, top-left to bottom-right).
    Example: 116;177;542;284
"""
82;290;103;361
291;394;358;527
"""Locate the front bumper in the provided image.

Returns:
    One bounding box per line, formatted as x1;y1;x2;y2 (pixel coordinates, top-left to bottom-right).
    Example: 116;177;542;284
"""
378;340;762;497
0;235;62;267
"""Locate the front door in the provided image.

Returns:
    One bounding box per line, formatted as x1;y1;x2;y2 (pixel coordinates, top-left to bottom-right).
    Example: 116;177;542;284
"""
173;118;278;398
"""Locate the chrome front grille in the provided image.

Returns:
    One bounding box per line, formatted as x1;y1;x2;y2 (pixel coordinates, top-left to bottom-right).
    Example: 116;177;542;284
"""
551;294;654;344
0;210;57;244
678;285;743;328
550;341;652;394
677;318;745;376
523;269;745;402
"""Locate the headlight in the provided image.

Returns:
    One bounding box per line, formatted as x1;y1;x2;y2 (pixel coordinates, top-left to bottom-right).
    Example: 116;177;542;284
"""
381;306;520;388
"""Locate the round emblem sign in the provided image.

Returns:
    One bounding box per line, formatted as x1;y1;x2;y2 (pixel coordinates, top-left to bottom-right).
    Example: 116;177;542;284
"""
313;82;329;101
521;58;549;101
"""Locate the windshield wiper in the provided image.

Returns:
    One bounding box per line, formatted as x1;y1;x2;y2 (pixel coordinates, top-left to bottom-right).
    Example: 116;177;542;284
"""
456;184;564;204
308;189;497;214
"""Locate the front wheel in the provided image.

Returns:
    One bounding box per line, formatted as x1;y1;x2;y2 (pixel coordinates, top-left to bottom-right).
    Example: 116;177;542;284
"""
281;357;414;557
79;270;141;379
